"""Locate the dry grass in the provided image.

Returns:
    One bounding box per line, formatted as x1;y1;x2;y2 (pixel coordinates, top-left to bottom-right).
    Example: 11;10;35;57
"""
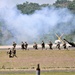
0;49;75;70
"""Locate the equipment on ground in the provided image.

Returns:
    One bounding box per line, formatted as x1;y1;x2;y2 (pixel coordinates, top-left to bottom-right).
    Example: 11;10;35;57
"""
64;39;75;47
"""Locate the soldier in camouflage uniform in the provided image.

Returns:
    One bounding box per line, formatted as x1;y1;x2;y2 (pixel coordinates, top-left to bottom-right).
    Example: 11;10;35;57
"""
48;41;53;49
12;47;17;57
41;41;45;50
56;42;60;50
24;42;28;50
33;42;38;50
13;42;17;48
63;41;68;49
21;42;25;50
8;48;12;58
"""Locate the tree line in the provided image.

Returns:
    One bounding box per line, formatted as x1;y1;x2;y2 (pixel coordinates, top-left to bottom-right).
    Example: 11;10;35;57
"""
17;0;75;14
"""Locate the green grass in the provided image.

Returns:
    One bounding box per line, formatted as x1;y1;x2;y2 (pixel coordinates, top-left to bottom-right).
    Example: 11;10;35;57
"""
43;72;75;75
0;71;75;75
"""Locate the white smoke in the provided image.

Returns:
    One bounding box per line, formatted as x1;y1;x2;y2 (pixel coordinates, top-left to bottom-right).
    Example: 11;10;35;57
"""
0;1;75;44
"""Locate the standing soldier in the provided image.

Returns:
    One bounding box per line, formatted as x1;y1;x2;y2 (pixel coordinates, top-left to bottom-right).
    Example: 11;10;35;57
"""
63;41;67;49
56;42;60;50
13;42;17;48
41;41;45;50
24;42;28;50
48;41;53;49
36;64;40;75
33;42;38;50
21;42;25;50
12;48;17;57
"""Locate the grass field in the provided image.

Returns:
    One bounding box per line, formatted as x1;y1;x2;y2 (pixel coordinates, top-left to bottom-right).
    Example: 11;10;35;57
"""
0;71;75;75
0;48;75;75
0;48;75;70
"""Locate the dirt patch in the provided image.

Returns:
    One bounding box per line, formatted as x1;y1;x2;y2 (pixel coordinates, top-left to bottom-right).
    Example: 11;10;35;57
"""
0;47;75;71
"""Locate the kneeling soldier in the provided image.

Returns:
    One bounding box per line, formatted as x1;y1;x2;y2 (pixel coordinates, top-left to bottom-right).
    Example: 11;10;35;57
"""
8;48;12;58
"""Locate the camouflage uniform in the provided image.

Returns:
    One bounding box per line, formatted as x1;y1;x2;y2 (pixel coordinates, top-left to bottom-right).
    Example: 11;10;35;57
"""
24;42;28;50
13;42;17;48
21;42;25;49
33;42;38;50
48;41;53;49
63;41;67;49
57;42;60;50
9;49;12;58
41;41;45;50
12;48;17;57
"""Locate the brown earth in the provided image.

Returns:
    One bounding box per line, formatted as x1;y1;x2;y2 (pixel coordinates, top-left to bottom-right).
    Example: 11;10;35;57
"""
0;46;75;71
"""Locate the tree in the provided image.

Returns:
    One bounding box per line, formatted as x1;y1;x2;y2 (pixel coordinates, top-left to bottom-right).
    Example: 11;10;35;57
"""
17;2;51;14
68;1;75;13
56;0;68;3
73;0;75;2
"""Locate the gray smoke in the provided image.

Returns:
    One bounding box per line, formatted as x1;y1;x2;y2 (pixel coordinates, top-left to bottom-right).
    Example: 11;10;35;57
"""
0;1;75;45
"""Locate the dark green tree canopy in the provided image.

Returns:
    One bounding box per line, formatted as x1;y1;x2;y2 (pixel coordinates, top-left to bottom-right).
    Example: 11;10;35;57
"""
56;0;68;3
17;2;50;14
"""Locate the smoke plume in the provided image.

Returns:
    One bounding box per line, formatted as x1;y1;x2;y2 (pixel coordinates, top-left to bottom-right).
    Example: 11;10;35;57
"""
0;1;75;45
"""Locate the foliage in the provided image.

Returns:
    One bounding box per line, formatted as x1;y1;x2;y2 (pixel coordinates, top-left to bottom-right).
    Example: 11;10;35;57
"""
17;1;75;14
54;0;75;13
17;2;50;14
56;0;68;3
64;31;75;42
68;1;75;13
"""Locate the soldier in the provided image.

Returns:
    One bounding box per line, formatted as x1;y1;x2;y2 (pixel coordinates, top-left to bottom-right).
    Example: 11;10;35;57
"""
63;41;68;49
48;41;53;49
12;47;17;57
24;42;28;50
8;48;12;58
56;42;60;50
41;41;45;50
13;42;17;48
33;42;38;50
36;64;40;75
21;42;25;50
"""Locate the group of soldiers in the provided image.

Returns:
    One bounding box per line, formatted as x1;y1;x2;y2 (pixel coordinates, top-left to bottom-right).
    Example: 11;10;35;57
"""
8;40;68;58
33;41;49;50
21;40;68;50
21;42;28;50
31;40;68;50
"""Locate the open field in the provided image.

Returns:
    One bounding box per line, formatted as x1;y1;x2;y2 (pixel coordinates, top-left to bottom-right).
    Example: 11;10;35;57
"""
0;47;75;70
0;71;75;75
0;46;75;74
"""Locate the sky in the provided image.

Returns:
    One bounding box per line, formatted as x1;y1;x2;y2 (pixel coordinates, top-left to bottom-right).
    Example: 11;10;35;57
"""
15;0;73;5
12;0;56;5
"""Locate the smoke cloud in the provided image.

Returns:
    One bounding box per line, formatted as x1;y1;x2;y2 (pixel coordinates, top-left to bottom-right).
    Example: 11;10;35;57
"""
0;1;75;45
